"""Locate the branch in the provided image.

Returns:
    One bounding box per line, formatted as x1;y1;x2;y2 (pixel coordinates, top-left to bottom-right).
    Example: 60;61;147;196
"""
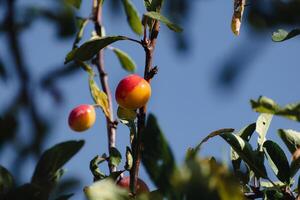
92;0;116;173
130;19;160;195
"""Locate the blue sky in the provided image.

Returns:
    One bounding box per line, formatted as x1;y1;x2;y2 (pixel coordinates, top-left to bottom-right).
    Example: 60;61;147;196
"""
1;0;300;199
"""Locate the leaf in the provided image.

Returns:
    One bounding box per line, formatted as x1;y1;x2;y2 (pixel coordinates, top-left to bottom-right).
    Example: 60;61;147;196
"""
89;76;110;118
278;129;300;154
220;132;268;178
256;113;273;151
112;48;136;73
90;154;108;181
109;147;122;167
122;0;143;35
31;140;84;189
64;48;77;64
3;183;45;200
231;0;246;36
84;179;128;200
230;123;256;171
65;0;82;9
263;140;290;183
108;171;124;181
65;36;127;62
144;11;183;32
186;128;234;160
55;193;74;200
272;29;300;42
124;147;133;171
142;114;176;194
144;0;164;12
0;165;14;193
290;153;300;178
73;18;89;48
250;96;300;122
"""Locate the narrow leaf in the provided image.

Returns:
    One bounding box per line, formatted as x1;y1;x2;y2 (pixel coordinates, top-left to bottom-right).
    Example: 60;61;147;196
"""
124;147;133;171
66;36;127;62
142;114;176;194
220;132;268;178
112;48;136;73
256;113;273;151
109;147;122;167
144;11;183;32
89;76;110;118
278;129;300;154
272;29;300;42
90;154;107;181
73;18;89;48
250;96;300;122
0;165;14;193
263;140;290;183
145;0;164;12
122;0;143;35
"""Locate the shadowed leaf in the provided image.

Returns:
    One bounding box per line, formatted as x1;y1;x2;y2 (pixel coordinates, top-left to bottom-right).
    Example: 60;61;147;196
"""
144;11;183;32
112;48;136;72
109;147;122;167
65;0;82;9
0;166;14;193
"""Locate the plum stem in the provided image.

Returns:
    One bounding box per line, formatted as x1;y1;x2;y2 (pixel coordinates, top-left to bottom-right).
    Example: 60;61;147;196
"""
92;0;117;173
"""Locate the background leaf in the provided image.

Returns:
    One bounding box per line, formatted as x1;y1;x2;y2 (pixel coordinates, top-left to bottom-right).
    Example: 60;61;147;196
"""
263;140;290;183
142;114;176;194
31;140;84;190
272;29;300;42
144;11;183;32
122;0;143;35
278;129;300;155
65;0;82;9
112;48;136;73
0;165;14;194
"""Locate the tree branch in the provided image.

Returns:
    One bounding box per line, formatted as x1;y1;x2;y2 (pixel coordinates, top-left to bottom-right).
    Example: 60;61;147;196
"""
92;0;116;173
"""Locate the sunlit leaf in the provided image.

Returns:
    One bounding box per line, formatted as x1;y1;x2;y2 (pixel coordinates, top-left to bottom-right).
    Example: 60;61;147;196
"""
84;179;128;200
144;11;183;32
112;48;136;73
124;147;133;171
89;76;110;118
231;0;246;36
142;114;176;194
220;132;268;178
0;165;14;193
278;129;300;155
256;113;273;151
263;140;290;183
272;29;300;42
122;0;143;35
251;96;300;122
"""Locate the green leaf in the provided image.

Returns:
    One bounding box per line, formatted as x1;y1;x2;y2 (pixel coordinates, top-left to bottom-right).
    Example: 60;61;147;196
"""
112;48;136;73
109;147;122;167
66;36;127;62
65;0;82;9
144;11;183;32
0;165;14;193
144;0;164;12
263;140;290;183
124;147;133;171
122;0;143;35
89;76;110;118
272;29;300;42
278;129;300;154
107;171;124;181
142;114;176;194
220;132;268;178
186;128;234;160
55;193;74;200
90;154;108;181
84;179;128;200
251;96;300;122
256;114;273;151
64;48;77;64
73;18;89;48
31;140;84;188
3;183;45;200
231;123;256;171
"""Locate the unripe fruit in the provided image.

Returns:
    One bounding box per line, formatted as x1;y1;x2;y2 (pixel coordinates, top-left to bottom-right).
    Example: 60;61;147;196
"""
115;74;151;110
68;104;96;132
117;176;149;194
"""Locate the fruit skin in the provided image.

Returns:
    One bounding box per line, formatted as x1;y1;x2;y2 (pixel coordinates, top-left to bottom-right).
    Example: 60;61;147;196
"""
68;104;96;132
117;176;149;194
115;74;151;110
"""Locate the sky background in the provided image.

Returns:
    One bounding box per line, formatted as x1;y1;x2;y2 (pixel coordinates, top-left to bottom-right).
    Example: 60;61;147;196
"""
1;0;300;199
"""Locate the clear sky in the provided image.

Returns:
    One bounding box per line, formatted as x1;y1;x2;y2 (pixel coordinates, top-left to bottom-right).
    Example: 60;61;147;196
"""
1;0;300;199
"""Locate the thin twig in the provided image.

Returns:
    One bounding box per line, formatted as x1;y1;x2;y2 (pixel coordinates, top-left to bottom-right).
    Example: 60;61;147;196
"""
130;19;160;195
92;0;116;173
